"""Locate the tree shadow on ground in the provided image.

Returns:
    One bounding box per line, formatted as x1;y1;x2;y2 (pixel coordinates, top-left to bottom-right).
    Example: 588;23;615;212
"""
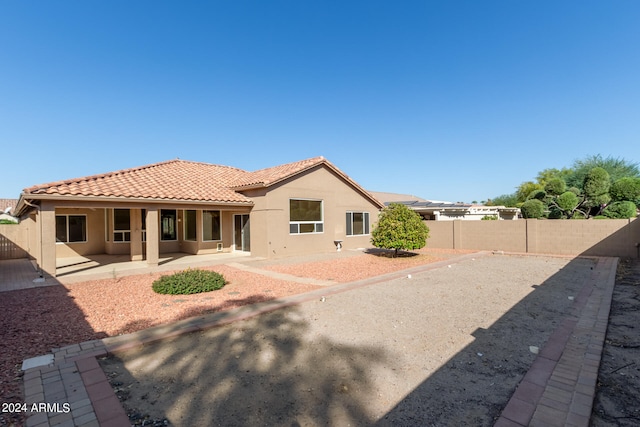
102;304;395;426
364;248;419;258
113;295;275;336
0;260;106;426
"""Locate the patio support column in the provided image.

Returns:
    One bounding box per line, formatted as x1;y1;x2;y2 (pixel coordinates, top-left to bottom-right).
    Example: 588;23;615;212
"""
130;209;143;261
40;202;57;277
146;208;159;267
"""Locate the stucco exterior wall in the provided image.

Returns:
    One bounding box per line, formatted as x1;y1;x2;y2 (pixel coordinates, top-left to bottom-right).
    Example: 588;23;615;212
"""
244;165;380;258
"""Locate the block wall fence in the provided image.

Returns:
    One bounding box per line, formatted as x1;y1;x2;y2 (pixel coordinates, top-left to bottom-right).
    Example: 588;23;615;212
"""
425;218;640;259
2;218;640;261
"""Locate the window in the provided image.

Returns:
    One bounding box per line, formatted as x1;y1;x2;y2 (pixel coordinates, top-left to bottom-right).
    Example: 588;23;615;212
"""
113;209;130;242
203;210;221;241
161;210;177;241
56;215;87;243
346;212;370;236
184;210;197;241
289;199;323;234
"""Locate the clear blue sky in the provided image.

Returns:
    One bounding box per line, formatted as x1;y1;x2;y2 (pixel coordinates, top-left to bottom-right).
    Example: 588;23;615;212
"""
2;1;639;202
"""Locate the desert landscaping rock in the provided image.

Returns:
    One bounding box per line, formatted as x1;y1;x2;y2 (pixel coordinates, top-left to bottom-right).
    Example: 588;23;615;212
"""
100;254;596;426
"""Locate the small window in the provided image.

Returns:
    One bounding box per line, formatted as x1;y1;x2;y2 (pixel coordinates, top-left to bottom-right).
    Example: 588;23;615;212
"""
113;209;130;242
161;210;177;241
184;210;197;241
203;210;221;241
290;199;323;234
56;215;87;243
346;212;370;236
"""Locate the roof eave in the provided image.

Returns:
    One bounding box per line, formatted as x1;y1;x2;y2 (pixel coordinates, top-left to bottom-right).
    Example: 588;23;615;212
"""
17;193;254;208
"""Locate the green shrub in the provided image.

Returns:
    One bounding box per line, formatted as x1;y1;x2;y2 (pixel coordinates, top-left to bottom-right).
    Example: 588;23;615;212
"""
544;178;566;196
520;199;545;219
481;215;498;220
152;268;226;295
371;203;429;256
527;189;547;201
602;201;638;219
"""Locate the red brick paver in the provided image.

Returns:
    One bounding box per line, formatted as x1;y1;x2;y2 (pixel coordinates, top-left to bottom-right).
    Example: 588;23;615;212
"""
496;256;617;427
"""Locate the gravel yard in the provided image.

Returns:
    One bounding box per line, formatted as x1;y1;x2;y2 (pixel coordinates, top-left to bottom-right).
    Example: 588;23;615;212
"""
0;248;457;426
99;253;597;426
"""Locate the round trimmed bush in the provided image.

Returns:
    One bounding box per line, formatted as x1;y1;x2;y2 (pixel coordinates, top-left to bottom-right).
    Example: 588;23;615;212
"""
520;199;545;219
152;268;226;295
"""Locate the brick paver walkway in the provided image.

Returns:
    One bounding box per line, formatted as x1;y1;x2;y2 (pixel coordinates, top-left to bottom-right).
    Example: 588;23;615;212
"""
495;256;617;427
17;254;618;426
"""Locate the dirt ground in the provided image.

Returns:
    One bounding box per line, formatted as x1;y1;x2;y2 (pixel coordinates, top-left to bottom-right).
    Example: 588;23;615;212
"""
100;254;598;426
591;258;640;426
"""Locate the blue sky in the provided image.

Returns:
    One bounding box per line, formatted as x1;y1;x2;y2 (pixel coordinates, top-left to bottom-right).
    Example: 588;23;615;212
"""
2;1;639;202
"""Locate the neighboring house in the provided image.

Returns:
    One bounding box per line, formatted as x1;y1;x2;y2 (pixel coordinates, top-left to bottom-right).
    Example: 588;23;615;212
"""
0;198;19;223
370;192;519;221
15;157;383;277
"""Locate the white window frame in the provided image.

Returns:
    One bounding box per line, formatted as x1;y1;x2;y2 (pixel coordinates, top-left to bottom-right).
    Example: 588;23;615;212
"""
113;208;131;243
202;210;222;242
346;211;370;236
56;214;88;244
289;198;324;235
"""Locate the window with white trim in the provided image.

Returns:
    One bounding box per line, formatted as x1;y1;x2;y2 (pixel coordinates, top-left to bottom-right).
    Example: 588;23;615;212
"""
346;212;370;236
289;199;323;234
56;215;87;243
203;210;221;241
113;209;130;242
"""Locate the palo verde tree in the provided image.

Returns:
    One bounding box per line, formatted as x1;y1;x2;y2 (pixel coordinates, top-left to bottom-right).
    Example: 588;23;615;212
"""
371;203;429;257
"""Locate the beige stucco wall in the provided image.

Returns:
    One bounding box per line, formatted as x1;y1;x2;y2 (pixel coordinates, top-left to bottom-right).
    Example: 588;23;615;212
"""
243;165;381;258
426;218;640;258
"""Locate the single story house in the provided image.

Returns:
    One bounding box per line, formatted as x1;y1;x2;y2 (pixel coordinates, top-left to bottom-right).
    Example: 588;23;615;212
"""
369;192;520;220
15;156;383;277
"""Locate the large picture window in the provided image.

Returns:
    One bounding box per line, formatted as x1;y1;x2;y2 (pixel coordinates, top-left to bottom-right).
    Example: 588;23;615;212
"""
161;210;177;241
203;210;221;241
184;210;197;241
346;212;370;236
289;199;323;234
56;215;87;243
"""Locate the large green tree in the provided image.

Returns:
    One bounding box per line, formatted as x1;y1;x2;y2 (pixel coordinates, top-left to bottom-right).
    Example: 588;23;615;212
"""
487;154;639;218
371;203;429;256
565;155;639;190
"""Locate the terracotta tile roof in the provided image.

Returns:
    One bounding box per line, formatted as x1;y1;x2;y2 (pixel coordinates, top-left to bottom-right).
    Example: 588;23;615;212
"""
20;156;384;209
23;160;253;204
232;156;327;189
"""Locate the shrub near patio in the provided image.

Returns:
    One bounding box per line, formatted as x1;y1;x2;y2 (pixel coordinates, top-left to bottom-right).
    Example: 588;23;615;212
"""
152;268;227;295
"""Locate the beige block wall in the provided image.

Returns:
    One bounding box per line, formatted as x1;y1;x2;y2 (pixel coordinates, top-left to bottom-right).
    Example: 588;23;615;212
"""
426;218;640;258
244;165;380;258
0;222;29;259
